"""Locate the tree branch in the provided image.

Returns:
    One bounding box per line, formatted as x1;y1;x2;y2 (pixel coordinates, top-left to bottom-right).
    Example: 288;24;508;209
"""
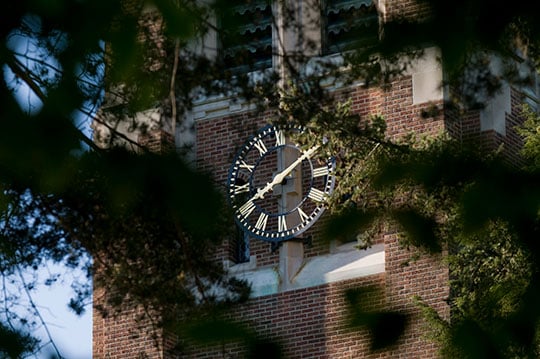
7;56;47;101
17;265;64;359
91;114;146;151
169;37;180;135
6;54;103;153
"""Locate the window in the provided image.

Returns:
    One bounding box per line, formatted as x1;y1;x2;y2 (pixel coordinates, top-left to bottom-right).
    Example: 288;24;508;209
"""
217;0;379;72
234;228;251;264
323;0;378;55
522;72;539;112
230;177;251;264
220;0;273;72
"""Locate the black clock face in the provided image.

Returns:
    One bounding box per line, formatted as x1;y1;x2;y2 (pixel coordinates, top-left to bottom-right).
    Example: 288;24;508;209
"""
227;124;335;242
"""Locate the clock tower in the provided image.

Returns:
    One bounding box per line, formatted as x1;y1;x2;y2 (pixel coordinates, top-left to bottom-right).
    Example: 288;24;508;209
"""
92;0;536;357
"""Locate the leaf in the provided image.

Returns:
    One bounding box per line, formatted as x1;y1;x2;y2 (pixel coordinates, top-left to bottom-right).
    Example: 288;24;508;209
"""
0;323;36;358
450;319;502;359
345;287;408;351
368;312;408;351
185;318;253;345
392;209;441;253
246;339;283;359
323;208;377;244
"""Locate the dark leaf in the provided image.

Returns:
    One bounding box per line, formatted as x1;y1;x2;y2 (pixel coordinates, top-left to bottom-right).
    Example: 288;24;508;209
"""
246;338;283;359
345;287;408;351
324;208;377;244
392;209;441;253
185;318;252;345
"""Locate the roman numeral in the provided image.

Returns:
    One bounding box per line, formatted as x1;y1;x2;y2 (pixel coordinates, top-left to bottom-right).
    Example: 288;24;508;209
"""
239;160;254;172
278;215;287;232
253;137;268;156
238;200;256;218
275;130;286;147
254;212;268;230
312;166;330;177
297;207;310;222
308;188;326;202
233;182;250;194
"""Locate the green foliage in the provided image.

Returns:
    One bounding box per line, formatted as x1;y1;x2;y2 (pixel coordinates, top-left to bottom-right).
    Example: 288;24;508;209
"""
276;81;538;356
447;222;537;358
517;105;540;170
184;317;253;345
0;323;37;358
2;0;540;356
310;94;540;357
450;223;530;320
346;286;407;351
377;140;540;356
1;1;258;354
55;150;250;322
413;296;457;358
246;339;283;359
344;0;540;107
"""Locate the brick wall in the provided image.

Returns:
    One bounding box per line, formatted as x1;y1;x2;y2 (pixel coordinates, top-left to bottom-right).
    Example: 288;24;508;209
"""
500;87;526;165
94;0;529;357
186;76;450;358
384;0;431;21
93;128;175;359
92;73;455;358
93;287;166;359
182;273;386;358
138;129;175;153
445;86;526;165
195;77;445;266
182;232;449;358
384;231;449;358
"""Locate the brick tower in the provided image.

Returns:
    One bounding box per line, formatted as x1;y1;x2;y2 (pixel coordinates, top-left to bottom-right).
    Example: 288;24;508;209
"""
92;0;537;357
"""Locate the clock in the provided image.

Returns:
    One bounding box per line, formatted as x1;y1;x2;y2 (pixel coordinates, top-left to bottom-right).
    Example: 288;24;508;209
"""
227;124;335;242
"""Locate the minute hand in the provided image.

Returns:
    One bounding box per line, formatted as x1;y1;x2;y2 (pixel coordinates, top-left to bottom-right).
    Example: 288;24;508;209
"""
253;145;320;201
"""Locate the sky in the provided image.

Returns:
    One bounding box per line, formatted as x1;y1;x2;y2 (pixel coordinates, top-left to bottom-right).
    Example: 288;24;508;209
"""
0;91;93;359
2;90;94;359
29;264;92;359
3;21;94;358
0;83;92;359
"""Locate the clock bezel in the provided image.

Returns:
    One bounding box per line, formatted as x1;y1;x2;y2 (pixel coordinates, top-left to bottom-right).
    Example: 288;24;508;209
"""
227;124;335;242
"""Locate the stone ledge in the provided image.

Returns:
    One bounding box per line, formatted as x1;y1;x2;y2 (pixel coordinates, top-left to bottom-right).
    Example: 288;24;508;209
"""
229;243;385;298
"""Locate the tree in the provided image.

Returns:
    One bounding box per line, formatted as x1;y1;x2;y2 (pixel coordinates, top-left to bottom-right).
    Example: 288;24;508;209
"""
279;1;540;356
266;1;540;357
2;0;540;357
323;2;540;356
1;1;253;355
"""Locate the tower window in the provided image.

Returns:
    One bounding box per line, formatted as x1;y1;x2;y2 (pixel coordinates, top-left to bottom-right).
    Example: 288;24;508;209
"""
323;0;379;55
220;0;273;72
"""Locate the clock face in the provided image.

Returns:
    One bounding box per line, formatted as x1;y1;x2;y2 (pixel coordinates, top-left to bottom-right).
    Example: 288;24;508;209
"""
227;124;335;242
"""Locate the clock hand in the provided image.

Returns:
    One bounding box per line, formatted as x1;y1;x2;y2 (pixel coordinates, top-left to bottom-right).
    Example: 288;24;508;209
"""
272;145;319;187
251;144;320;201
